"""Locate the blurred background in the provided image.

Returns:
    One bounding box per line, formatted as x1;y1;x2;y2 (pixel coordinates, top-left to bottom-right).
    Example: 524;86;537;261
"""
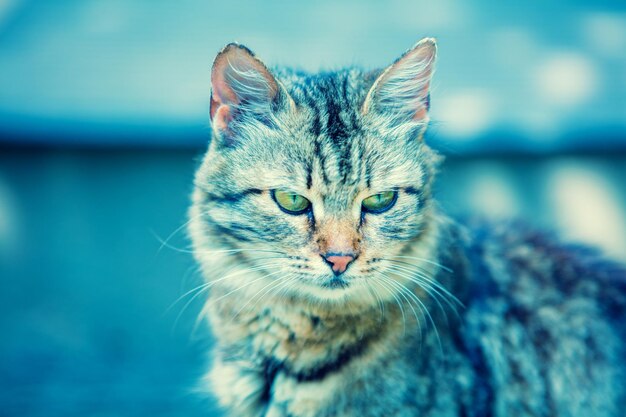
0;0;625;416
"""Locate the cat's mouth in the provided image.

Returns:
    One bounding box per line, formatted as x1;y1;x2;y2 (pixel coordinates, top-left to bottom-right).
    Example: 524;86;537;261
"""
320;276;349;290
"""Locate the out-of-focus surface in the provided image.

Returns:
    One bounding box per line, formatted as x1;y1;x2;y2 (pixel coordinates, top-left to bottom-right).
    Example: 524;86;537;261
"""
0;150;217;416
0;0;625;416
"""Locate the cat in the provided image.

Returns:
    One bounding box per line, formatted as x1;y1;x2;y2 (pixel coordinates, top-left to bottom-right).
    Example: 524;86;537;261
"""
187;38;626;416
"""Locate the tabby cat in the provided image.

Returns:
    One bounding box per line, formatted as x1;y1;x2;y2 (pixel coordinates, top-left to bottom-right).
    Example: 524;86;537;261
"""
188;38;626;416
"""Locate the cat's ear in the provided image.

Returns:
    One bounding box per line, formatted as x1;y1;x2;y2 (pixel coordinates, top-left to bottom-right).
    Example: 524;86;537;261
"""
362;38;436;125
210;43;291;133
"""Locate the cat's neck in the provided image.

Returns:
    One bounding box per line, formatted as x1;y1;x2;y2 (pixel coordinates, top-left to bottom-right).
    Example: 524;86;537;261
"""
209;290;411;381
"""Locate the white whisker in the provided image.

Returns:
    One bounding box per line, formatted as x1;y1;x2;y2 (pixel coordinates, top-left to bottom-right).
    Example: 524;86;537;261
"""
376;271;443;356
172;260;287;333
390;255;453;273
376;272;423;340
232;273;297;320
374;275;407;335
383;264;455;324
382;258;464;309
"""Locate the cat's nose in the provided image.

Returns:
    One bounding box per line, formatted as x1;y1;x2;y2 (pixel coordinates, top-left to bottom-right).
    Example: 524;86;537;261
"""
321;253;356;275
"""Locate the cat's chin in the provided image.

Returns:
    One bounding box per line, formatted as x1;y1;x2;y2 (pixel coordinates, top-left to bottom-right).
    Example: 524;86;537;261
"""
320;276;350;290
291;276;379;305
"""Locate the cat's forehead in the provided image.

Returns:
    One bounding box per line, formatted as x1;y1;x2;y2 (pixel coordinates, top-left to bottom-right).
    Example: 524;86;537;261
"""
279;68;372;131
217;69;427;199
282;71;424;181
271;127;425;204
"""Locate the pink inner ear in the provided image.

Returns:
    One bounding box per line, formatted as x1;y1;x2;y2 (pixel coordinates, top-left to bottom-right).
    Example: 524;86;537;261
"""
212;104;232;132
210;56;240;123
413;107;428;121
212;60;239;103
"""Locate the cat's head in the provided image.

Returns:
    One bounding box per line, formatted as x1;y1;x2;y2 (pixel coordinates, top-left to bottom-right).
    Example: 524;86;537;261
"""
190;39;442;306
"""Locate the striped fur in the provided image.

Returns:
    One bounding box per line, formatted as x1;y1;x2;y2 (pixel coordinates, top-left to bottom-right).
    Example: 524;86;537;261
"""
188;39;626;416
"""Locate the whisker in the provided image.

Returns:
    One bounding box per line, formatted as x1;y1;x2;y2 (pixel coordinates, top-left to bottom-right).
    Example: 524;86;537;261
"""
191;268;288;333
189;260;296;335
261;275;299;306
376;271;443;356
151;211;206;255
376;272;423;338
166;259;286;315
232;273;297;319
172;261;287;331
373;276;407;335
166;281;211;316
158;240;286;257
383;265;455;324
207;268;286;307
364;280;386;322
389;255;453;273
386;264;464;313
381;259;464;308
273;275;300;301
179;263;204;292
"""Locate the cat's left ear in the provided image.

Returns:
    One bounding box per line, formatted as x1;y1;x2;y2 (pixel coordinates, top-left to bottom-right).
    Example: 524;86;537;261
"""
362;38;436;125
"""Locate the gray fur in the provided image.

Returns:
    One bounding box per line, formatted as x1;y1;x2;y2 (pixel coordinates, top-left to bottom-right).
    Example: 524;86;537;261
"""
188;40;626;416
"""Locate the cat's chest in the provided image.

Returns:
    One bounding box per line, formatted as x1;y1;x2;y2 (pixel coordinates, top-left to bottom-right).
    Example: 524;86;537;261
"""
264;369;350;417
246;306;363;375
212;299;412;415
237;312;362;416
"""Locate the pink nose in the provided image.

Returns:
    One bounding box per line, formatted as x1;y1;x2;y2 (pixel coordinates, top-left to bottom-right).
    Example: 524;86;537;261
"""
323;254;355;275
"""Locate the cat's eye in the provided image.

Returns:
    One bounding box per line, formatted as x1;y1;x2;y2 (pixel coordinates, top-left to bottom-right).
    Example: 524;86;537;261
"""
362;191;397;214
272;190;311;215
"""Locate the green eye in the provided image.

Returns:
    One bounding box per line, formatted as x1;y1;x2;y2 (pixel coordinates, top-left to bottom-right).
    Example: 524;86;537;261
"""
273;190;311;214
362;191;397;213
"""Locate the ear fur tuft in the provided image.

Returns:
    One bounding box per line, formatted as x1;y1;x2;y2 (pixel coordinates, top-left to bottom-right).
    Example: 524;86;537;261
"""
362;38;437;124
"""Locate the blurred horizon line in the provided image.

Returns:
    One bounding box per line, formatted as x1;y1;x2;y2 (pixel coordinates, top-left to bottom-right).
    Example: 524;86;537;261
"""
1;111;625;156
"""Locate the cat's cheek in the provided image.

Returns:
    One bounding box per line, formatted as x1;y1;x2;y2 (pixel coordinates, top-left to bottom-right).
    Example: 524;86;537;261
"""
281;218;315;249
359;218;392;246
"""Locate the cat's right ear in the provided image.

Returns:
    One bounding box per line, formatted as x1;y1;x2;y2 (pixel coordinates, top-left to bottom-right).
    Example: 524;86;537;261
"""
210;43;292;136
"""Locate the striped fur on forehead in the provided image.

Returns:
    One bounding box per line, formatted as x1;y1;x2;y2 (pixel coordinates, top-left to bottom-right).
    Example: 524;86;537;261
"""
282;67;437;191
283;69;369;189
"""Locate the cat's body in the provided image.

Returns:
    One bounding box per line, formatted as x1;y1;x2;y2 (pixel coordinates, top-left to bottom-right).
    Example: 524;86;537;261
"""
189;40;626;416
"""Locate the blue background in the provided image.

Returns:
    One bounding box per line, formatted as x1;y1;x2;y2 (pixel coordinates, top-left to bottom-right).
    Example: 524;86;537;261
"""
0;1;625;416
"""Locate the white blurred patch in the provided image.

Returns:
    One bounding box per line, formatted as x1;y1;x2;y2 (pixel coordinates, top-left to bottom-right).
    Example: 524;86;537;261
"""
435;90;496;138
583;13;626;58
465;164;519;218
547;162;626;260
534;53;598;107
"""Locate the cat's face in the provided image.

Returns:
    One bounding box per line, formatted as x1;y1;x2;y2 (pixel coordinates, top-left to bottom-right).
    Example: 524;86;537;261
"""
191;39;440;304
